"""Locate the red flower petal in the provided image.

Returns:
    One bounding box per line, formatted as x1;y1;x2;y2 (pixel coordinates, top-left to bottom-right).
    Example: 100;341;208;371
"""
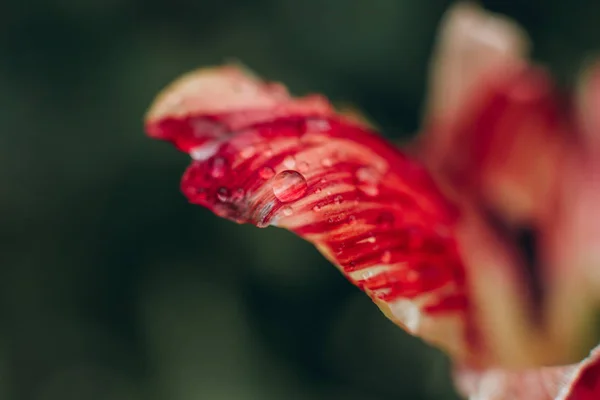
145;66;473;362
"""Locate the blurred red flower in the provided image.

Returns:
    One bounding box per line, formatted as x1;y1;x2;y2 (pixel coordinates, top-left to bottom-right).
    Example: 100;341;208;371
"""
144;3;600;398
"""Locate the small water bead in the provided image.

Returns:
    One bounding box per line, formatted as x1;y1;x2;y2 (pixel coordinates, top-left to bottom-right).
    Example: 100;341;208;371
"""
282;206;293;216
240;147;254;159
321;158;333;167
210;157;228;178
314;188;322;194
259;166;275;179
216;187;229;202
381;251;392;263
358;185;379;197
334;195;343;205
272;170;308;203
366;236;376;244
283;156;296;169
313;204;322;212
355;166;380;184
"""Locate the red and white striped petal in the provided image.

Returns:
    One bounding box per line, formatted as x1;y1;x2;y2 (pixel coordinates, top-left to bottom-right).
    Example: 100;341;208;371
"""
145;66;472;363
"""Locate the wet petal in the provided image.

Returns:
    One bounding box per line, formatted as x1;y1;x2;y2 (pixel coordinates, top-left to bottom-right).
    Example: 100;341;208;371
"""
145;65;333;153
145;66;473;362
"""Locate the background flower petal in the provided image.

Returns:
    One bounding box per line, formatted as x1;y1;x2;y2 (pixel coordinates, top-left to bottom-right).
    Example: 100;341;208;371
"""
416;2;597;368
453;345;600;400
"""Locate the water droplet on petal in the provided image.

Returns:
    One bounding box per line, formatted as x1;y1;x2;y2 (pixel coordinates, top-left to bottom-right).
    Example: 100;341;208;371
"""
240;147;254;159
210;157;228;178
359;185;379;197
259;166;275;179
366;236;376;244
282;206;293;216
283;155;296;169
381;251;392;263
313;204;321;212
315;188;322;194
320;178;327;184
216;187;229;202
321;158;333;167
356;166;379;184
272;170;308;203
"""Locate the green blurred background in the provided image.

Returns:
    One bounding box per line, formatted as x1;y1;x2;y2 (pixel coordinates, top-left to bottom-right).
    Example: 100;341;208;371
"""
1;0;599;399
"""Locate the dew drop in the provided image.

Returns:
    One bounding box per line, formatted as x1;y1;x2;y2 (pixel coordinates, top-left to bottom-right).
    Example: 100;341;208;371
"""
366;236;376;244
216;187;229;202
359;185;379;197
313;204;322;212
315;188;322;194
272;170;308;203
356;166;379;184
283;155;296;169
321;158;333;167
381;251;392;264
210;157;227;178
320;178;327;184
282;206;293;216
259;166;275;179
240;147;254;159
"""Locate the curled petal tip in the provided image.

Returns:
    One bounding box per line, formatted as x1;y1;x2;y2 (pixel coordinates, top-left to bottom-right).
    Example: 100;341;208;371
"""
425;1;530;131
145;65;333;152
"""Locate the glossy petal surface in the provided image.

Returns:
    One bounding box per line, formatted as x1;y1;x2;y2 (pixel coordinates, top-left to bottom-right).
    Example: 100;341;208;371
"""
145;66;472;362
